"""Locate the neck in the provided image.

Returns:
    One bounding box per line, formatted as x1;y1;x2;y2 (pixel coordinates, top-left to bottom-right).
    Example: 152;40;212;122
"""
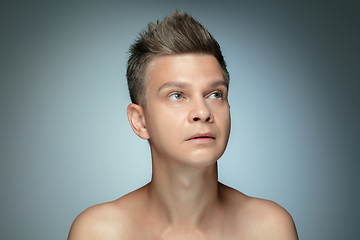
147;156;221;228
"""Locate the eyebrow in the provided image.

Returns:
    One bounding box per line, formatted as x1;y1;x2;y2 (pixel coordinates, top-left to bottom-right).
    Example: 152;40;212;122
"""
157;81;191;93
157;80;228;93
210;80;228;89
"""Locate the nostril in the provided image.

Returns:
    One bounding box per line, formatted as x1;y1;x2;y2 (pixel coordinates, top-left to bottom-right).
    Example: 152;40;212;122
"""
206;117;211;121
193;117;200;121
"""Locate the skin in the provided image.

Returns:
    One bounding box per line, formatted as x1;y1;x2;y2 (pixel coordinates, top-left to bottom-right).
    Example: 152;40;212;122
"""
68;54;298;240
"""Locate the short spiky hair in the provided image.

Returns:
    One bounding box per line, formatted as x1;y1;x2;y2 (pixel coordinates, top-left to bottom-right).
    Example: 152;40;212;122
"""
126;11;229;107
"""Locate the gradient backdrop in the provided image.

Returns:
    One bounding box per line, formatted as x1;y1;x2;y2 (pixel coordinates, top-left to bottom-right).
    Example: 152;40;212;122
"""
1;0;359;239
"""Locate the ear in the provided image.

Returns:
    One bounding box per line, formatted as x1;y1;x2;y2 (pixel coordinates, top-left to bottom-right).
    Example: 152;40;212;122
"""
127;103;150;140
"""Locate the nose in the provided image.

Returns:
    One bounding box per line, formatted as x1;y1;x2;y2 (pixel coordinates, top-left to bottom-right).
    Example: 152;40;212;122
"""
188;97;214;123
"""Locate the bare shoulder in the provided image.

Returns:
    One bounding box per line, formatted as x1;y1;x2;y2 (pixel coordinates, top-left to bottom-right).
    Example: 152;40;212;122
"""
67;186;147;240
220;183;298;240
244;197;298;239
67;200;131;240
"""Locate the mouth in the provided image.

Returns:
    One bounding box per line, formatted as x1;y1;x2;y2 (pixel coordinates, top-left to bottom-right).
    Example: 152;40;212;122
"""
187;133;215;142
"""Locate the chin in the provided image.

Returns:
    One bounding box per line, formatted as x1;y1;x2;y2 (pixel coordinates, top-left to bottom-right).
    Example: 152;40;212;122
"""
183;151;223;168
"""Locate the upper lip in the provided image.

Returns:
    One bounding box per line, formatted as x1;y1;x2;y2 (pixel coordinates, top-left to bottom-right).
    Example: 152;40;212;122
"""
187;132;215;140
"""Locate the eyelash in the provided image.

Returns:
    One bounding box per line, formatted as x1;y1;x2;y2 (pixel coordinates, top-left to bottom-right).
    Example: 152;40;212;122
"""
208;91;223;99
168;91;224;100
169;92;184;100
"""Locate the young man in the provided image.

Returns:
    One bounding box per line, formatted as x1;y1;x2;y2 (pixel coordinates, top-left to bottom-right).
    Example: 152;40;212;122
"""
68;12;298;239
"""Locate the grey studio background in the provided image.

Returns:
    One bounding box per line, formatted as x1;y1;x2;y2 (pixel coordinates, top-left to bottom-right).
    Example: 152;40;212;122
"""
1;0;359;239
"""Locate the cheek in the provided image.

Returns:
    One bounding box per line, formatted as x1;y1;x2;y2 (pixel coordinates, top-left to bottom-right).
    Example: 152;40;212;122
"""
146;110;183;140
213;103;230;120
216;107;231;134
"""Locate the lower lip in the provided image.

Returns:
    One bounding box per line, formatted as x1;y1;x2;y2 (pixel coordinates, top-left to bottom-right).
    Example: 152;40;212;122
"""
188;137;215;143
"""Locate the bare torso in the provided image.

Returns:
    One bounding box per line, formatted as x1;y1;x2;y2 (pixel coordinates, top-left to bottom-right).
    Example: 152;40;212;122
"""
68;182;298;240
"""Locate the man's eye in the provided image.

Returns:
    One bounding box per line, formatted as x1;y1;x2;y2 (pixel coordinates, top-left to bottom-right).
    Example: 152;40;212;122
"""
169;93;183;100
208;91;223;99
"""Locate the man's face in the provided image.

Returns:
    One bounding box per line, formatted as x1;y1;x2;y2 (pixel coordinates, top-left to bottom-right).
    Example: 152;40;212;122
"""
143;54;231;167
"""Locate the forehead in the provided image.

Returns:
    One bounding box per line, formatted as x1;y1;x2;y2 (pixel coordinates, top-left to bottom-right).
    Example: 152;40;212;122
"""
145;54;224;90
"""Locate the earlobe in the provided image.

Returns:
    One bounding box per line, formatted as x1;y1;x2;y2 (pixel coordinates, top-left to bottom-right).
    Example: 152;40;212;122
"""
127;103;150;140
